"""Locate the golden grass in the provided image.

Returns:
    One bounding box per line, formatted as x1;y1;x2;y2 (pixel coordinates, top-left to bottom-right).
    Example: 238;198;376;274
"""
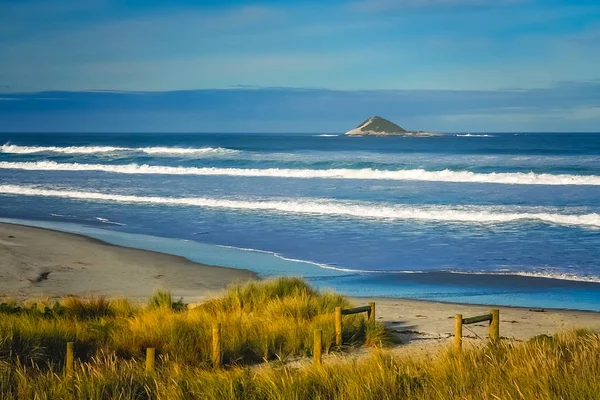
1;330;599;399
1;278;597;399
0;278;384;369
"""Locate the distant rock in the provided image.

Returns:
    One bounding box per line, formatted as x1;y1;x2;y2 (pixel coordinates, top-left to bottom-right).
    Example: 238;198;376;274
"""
344;116;440;137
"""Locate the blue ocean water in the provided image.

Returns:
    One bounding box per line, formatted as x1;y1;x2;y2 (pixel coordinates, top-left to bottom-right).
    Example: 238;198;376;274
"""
1;132;600;310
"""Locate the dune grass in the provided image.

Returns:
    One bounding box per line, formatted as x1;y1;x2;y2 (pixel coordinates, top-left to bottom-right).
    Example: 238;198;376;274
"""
1;330;599;399
1;278;597;399
0;278;385;369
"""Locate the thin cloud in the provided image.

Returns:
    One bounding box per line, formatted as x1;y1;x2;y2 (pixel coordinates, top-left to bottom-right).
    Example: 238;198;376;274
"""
1;82;599;132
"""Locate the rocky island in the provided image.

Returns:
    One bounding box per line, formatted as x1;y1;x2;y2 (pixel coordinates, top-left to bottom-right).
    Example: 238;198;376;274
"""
344;116;440;137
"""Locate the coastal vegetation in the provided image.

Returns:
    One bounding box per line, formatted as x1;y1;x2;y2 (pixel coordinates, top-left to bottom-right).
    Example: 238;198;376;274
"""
0;278;598;399
0;278;384;369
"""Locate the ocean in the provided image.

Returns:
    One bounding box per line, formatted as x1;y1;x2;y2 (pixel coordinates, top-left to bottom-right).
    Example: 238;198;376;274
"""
1;131;600;310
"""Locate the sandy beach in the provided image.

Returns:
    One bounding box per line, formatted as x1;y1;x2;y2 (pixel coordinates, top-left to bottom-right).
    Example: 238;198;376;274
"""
2;221;599;352
0;222;256;301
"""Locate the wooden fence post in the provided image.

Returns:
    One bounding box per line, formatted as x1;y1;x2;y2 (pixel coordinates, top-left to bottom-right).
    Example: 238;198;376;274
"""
454;315;463;351
335;307;342;346
65;342;74;377
489;309;500;344
212;323;222;368
368;302;376;323
314;329;322;366
146;348;155;372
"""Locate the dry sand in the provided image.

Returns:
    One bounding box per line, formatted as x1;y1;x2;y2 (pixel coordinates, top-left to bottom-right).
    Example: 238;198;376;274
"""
0;223;256;302
352;296;600;356
1;222;599;354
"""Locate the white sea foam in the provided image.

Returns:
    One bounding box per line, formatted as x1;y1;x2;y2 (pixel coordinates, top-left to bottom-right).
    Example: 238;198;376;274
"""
215;243;348;271
455;134;495;137
354;268;600;283
472;270;600;283
316;266;600;283
426;269;600;284
137;147;239;155
95;217;125;226
2;144;127;154
0;144;239;156
2;161;600;186
312;134;339;137
1;184;599;228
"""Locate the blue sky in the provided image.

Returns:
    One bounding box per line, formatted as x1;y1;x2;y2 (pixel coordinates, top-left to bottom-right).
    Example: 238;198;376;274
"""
1;0;600;132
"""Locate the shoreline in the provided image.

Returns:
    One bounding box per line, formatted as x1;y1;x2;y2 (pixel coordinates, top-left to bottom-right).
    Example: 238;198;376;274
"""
0;220;598;312
2;220;599;351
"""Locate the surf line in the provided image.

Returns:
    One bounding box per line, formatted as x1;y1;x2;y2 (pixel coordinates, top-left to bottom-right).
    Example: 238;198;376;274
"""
2;161;600;186
1;184;599;229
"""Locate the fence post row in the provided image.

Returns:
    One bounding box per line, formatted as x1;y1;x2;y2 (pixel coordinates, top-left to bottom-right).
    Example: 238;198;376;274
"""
314;329;323;366
455;309;500;351
58;305;498;371
212;323;222;368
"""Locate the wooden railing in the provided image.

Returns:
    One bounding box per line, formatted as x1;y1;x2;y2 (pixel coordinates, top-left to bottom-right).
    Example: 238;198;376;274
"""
454;309;499;351
334;302;375;347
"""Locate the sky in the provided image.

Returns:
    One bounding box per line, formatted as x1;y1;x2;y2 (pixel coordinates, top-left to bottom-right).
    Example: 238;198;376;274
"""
1;0;600;132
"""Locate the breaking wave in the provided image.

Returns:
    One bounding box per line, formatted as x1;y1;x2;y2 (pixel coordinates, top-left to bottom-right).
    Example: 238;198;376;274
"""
0;143;239;156
1;184;599;228
2;161;600;185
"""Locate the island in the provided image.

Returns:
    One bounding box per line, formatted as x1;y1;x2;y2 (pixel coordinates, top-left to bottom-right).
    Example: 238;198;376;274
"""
344;116;440;137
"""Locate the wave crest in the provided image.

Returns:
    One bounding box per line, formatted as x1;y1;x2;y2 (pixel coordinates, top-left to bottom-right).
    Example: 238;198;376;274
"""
0;143;239;156
1;184;599;228
2;161;600;186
